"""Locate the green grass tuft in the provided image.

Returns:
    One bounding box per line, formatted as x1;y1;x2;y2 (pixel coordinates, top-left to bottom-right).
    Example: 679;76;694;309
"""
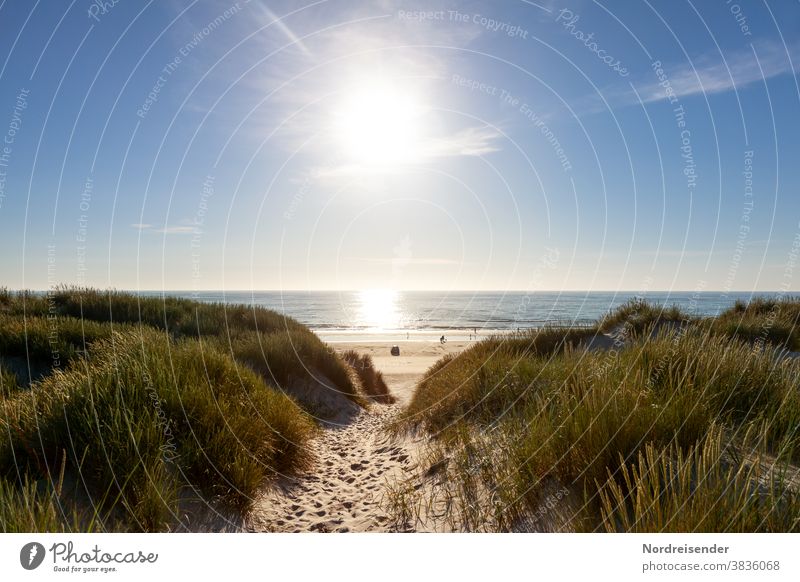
341;350;395;403
599;298;689;335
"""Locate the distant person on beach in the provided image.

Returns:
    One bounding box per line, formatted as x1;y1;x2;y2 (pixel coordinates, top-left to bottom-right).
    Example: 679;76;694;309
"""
440;335;446;344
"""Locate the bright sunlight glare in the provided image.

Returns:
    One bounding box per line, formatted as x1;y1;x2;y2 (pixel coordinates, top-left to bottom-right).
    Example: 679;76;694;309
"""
333;80;425;167
356;289;401;330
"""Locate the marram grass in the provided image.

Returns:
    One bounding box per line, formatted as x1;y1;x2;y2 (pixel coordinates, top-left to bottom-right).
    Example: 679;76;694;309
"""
396;299;800;532
0;287;370;532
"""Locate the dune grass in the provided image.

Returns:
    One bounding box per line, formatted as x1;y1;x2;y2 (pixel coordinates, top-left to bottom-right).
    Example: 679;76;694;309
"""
0;313;127;366
708;296;800;350
398;298;800;532
0;286;311;338
598;298;689;335
0;287;358;403
0;472;98;533
227;331;359;403
1;328;315;531
0;287;364;532
341;350;395;403
403;326;597;431
0;362;18;395
597;426;800;532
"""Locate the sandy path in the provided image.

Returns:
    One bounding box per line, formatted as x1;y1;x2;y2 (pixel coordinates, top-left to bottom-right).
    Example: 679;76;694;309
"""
247;403;412;532
246;341;466;532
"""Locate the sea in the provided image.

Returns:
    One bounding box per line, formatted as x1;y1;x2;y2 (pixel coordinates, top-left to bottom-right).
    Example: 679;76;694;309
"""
152;290;770;341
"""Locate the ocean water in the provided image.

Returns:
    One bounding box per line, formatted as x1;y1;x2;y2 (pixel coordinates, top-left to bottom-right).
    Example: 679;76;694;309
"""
161;290;765;334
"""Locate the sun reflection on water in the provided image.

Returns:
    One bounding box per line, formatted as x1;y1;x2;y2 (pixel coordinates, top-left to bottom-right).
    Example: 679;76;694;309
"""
356;289;401;330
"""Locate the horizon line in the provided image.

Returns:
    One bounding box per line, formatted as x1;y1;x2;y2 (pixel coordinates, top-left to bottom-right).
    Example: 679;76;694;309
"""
4;287;795;294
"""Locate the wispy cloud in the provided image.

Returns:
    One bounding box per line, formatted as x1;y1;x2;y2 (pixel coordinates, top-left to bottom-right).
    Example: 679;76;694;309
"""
637;41;800;103
348;257;464;266
156;225;197;235
131;223;198;235
248;2;313;58
421;125;503;158
636;249;719;258
571;40;800;117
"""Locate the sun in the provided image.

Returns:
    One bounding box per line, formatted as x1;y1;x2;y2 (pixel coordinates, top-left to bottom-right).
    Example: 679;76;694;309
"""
356;289;401;330
332;80;424;166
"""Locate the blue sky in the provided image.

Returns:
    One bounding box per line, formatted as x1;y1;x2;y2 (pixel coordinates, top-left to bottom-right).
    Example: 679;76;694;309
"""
0;0;798;291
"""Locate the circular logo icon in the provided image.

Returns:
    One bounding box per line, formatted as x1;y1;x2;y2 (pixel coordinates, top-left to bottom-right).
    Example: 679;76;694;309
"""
20;542;46;570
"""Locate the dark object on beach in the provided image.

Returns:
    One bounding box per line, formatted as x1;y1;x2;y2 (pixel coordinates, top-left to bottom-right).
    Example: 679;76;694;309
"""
391;345;400;356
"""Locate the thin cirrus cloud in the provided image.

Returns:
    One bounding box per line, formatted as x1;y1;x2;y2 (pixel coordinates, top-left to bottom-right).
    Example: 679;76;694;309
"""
421;125;504;158
131;223;197;235
255;5;313;58
573;40;799;116
348;257;465;266
636;40;799;103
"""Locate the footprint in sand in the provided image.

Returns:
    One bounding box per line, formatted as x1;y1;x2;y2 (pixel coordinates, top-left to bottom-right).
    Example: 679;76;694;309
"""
248;404;415;533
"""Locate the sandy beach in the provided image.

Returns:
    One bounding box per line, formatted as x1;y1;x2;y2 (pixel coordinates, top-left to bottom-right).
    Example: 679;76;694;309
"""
331;339;469;404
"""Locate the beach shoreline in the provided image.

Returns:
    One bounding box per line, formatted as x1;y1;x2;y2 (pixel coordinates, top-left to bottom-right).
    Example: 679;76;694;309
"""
315;328;510;344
